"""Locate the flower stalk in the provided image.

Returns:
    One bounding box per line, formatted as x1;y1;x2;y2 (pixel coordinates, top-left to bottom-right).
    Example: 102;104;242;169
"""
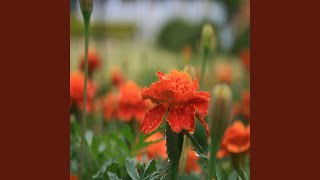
207;84;233;180
79;0;92;179
166;122;184;180
199;24;215;86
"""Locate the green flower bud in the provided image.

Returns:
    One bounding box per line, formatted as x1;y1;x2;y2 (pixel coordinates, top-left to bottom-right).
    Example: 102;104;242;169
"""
201;24;216;52
79;0;93;17
208;83;233;140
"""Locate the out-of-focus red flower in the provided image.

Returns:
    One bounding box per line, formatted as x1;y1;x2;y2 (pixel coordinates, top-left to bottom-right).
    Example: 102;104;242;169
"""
103;91;118;121
241;90;250;120
140;70;210;135
70;175;78;180
79;48;101;74
184;150;201;174
70;71;96;112
216;63;233;83
145;132;167;160
240;49;250;73
118;81;153;122
111;68;125;87
217;121;250;158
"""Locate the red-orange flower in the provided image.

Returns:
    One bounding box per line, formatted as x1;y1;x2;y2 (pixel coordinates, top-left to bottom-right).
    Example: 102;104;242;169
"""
184;150;201;174
103;91;118;121
118;81;153;122
217;121;250;158
140;70;210;135
70;175;78;180
111;68;125;87
240;49;250;73
70;71;96;112
79;48;101;74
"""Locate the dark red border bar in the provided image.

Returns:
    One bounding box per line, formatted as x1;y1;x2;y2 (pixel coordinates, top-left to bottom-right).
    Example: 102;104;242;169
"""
251;0;320;179
0;1;69;179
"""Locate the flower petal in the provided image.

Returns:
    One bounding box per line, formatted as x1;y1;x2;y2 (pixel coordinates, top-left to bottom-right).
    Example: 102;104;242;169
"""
196;113;209;136
141;79;175;104
189;91;210;115
140;104;167;134
166;105;196;133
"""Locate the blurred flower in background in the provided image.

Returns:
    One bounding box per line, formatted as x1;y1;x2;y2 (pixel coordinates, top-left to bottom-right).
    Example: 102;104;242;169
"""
79;47;102;76
118;81;153;122
217;121;250;158
70;71;96;112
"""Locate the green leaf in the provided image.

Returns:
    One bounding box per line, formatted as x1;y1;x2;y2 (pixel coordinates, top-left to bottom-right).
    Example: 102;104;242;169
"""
125;157;140;180
143;159;157;178
229;170;243;180
122;125;135;144
107;172;121;180
165;123;184;180
92;159;119;180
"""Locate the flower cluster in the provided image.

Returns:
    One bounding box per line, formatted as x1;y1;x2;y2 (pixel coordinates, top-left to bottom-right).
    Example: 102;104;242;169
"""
140;70;210;135
104;81;153;122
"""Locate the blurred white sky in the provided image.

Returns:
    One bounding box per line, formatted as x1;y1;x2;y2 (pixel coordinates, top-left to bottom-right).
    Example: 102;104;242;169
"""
74;0;234;49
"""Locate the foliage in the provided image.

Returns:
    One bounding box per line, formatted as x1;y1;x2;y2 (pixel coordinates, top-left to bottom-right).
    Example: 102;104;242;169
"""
156;18;219;53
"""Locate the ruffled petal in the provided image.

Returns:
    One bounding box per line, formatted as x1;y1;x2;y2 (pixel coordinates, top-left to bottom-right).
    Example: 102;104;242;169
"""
140;104;167;134
166;104;196;133
196;113;209;136
189;91;210;115
141;79;175;104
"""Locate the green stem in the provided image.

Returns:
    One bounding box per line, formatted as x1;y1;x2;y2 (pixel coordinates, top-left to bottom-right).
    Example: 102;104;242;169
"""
199;48;209;86
182;130;206;157
166;123;184;180
80;14;91;180
207;135;220;180
179;137;190;175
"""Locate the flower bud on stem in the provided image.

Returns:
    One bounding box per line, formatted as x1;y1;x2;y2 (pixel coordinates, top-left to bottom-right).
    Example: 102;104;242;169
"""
200;24;216;86
79;0;92;179
207;84;233;180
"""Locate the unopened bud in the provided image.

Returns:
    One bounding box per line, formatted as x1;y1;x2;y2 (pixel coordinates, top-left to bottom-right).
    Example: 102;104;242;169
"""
79;0;93;17
202;24;216;52
208;83;233;140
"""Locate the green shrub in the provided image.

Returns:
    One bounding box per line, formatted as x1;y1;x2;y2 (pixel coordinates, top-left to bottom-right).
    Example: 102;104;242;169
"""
156;18;219;53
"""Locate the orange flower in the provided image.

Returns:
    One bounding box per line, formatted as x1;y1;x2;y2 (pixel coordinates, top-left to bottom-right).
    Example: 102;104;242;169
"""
70;72;96;112
70;175;78;180
216;63;233;83
184;150;201;174
217;121;250;158
240;49;250;72
140;70;210;135
118;81;153;122
103;92;118;121
111;68;125;87
79;48;101;74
